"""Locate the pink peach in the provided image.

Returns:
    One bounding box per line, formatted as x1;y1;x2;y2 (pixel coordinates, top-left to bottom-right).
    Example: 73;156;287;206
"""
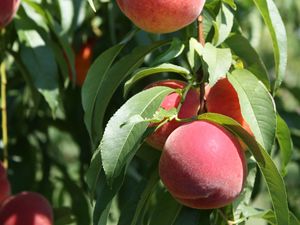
0;192;53;225
116;0;206;33
206;78;252;135
159;120;247;209
0;0;20;28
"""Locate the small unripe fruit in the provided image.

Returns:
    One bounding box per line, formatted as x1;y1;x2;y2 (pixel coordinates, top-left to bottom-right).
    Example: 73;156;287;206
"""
145;80;200;150
159;121;247;209
206;78;252;134
0;162;11;205
116;0;206;33
0;0;20;28
0;192;53;225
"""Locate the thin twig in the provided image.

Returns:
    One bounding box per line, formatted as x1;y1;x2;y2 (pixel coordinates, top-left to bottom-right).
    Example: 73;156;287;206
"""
1;61;8;169
197;15;206;114
198;15;205;46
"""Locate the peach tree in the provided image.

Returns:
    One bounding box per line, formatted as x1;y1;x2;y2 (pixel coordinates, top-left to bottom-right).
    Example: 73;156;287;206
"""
0;0;300;224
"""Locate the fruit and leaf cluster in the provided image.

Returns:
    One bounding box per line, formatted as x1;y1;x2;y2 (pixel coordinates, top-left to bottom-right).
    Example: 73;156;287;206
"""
83;0;297;224
0;0;299;224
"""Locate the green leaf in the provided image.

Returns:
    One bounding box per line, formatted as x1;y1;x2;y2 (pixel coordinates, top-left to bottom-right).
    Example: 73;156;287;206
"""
93;169;124;225
222;0;237;10
151;38;185;66
202;43;232;86
202;10;214;40
118;168;160;225
151;108;178;123
87;0;96;12
276;114;293;176
174;208;211;225
235;207;300;225
148;190;182;225
225;34;270;89
234;159;257;210
198;113;289;225
228;69;276;152
101;86;174;185
290;212;300;225
60;176;91;225
187;38;203;73
85;148;102;197
252;0;287;93
57;0;85;33
16;18;59;115
83;41;168;146
124;63;190;97
82;44;124;142
212;3;234;46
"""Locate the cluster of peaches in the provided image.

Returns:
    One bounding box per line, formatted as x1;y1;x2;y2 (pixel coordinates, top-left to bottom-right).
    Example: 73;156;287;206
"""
0;162;53;225
116;0;250;209
144;79;249;209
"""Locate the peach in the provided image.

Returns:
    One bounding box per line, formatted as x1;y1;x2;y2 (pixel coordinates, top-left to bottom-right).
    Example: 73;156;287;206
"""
74;40;94;86
0;0;20;28
116;0;206;33
0;162;11;205
145;80;200;150
159;120;247;209
206;78;252;134
0;192;53;225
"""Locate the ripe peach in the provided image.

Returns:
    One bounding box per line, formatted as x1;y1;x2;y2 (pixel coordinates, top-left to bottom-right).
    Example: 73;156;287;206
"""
206;78;252;134
0;192;53;225
0;0;20;28
159;120;247;209
145;80;200;150
74;41;94;86
116;0;206;33
0;162;11;205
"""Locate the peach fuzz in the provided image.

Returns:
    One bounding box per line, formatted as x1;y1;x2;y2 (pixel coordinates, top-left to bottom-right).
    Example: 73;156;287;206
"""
206;78;253;135
159;120;247;209
0;162;11;205
116;0;206;33
0;192;53;225
145;80;200;150
0;0;20;28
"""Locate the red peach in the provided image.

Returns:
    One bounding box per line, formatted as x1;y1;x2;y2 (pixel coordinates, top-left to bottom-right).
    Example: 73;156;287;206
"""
206;78;252;134
0;162;11;205
74;41;94;86
0;192;53;225
159;120;247;209
116;0;206;33
0;0;20;28
145;80;200;150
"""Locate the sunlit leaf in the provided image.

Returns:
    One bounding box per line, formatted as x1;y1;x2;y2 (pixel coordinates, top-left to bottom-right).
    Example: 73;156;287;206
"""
228;69;276;152
101;87;173;185
276;114;293;176
252;0;287;93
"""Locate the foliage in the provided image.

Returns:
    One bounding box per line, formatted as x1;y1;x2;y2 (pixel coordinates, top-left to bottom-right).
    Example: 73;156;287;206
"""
1;0;300;224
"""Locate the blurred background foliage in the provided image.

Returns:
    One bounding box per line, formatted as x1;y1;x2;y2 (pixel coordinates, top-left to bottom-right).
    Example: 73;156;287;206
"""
0;0;300;224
